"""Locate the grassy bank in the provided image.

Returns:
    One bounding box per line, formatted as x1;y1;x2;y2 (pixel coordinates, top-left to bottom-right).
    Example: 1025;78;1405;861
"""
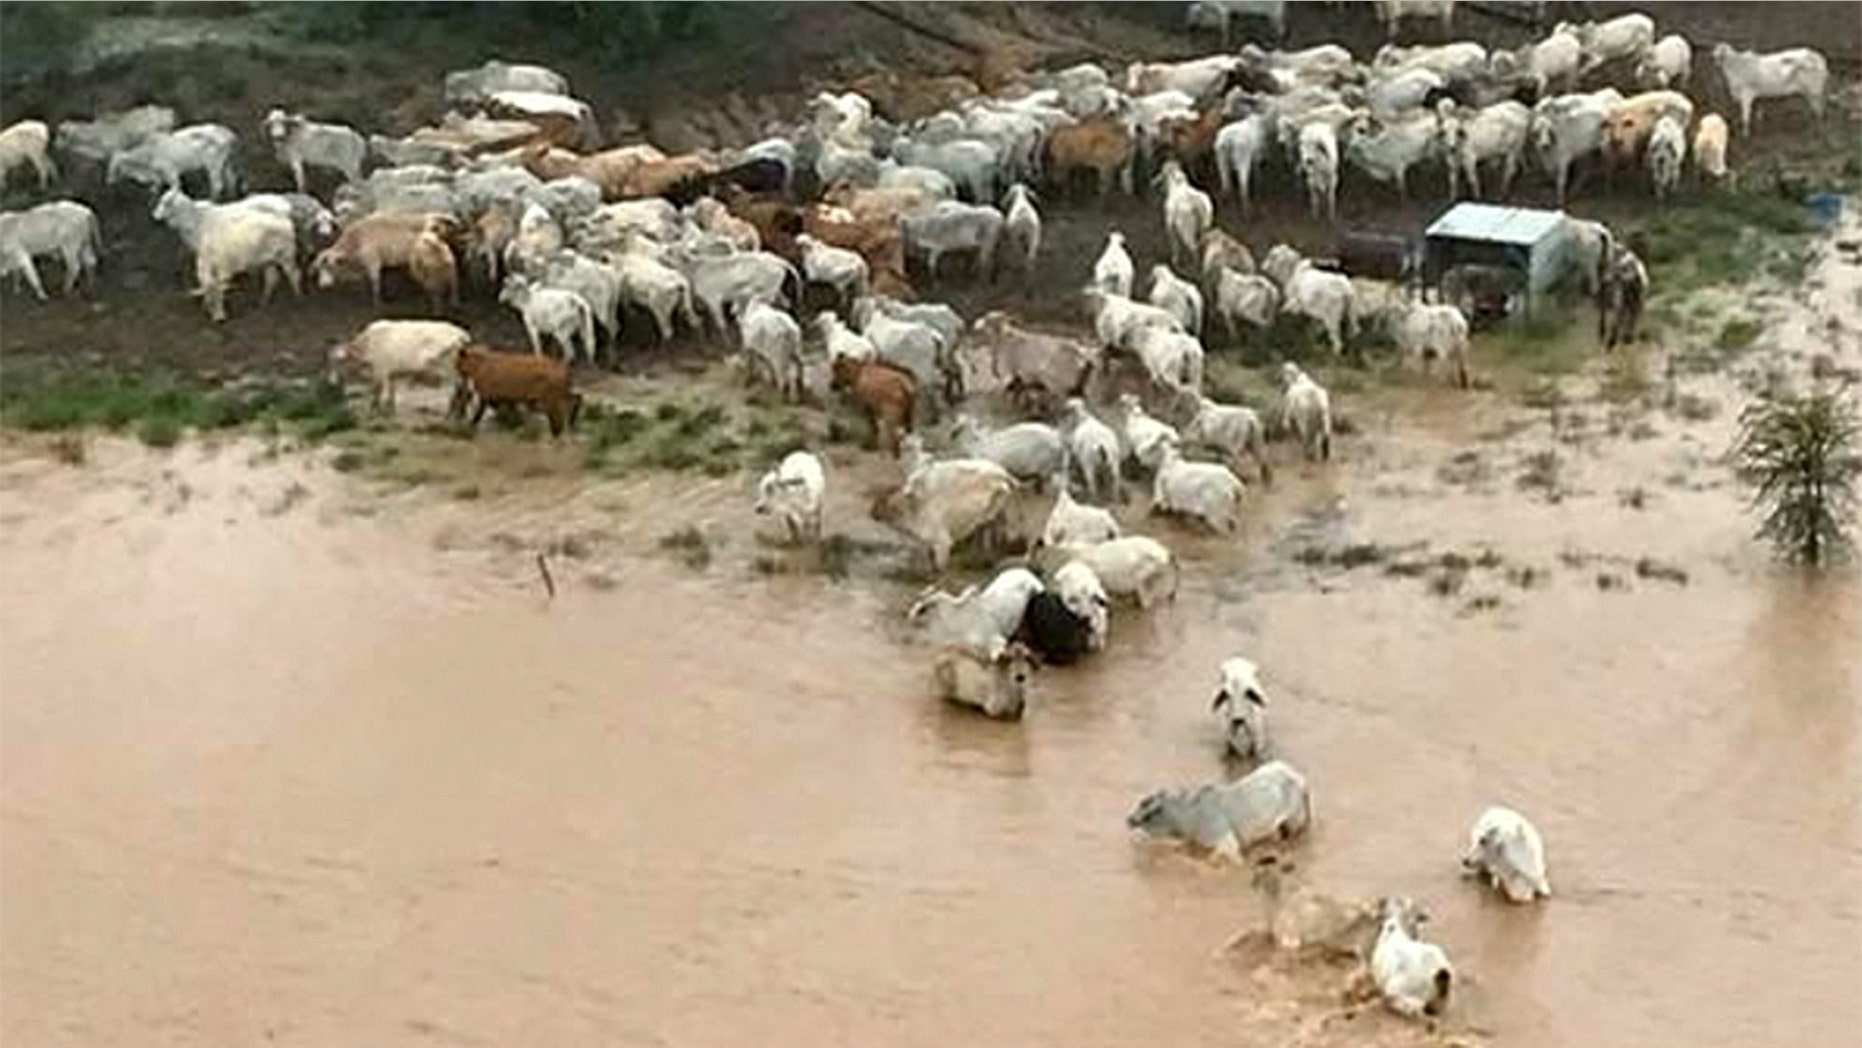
0;367;356;447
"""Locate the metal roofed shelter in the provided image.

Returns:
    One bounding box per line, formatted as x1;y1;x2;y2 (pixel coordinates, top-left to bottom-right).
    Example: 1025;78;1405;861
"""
1423;203;1570;318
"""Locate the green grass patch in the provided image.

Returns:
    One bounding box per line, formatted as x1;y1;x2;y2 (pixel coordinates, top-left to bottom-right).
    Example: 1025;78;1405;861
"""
0;369;357;447
1716;318;1763;353
1480;313;1586;375
135;416;183;448
1632;188;1820;295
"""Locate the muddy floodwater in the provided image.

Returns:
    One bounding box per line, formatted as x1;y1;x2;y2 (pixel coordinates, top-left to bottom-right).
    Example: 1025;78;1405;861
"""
5;253;1862;1048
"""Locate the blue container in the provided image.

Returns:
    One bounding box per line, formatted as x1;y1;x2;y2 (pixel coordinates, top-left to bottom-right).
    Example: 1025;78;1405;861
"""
1807;193;1843;229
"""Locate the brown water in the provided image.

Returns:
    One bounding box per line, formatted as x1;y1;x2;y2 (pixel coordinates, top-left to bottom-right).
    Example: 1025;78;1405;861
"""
5;242;1862;1047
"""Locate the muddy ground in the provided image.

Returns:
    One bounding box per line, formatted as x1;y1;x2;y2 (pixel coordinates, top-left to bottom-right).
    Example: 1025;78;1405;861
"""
2;4;1862;1048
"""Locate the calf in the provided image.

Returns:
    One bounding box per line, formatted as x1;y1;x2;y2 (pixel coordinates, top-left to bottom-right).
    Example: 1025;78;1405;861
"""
934;643;1039;720
453;344;583;437
831;354;916;456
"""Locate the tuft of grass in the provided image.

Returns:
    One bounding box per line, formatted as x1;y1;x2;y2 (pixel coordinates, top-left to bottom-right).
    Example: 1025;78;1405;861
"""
331;449;366;473
1517;449;1562;498
1296;542;1389;569
658;525;713;570
1483;314;1586;375
1600;356;1649;404
1716;318;1763;353
136;416;183;448
1518;378;1565;410
1634;557;1689;585
48;434;85;465
451;484;482;501
1666;390;1720;422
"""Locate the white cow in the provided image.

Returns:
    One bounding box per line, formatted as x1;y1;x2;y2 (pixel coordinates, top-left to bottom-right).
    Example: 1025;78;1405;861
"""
1439;99;1530;200
1374;0;1455;41
1041;487;1121;547
754;450;827;543
1342;110;1441;200
1371;897;1455;1018
1002;182;1042;273
740;299;804;401
900;199;1003;281
0;200;100;299
1531;88;1624;203
1296;120;1340;222
1214;111;1275;211
1147;263;1205;335
1116;392;1182;472
1712;44;1829;137
1389;299;1472;387
261;109;366;193
1183;395;1271;482
1563;12;1655;77
1636;34;1693;90
1460;806;1551;903
1033;535;1179;608
1158;159;1214;271
908;566;1046;656
1211;269;1280;344
329;319;471;413
1210;656;1270;761
1126;759;1312;862
1262;244;1354;357
1280;362;1333;462
1186;1;1287;47
1152;445;1244;533
1647;113;1686;200
1093;230;1135;297
1061;397;1125;504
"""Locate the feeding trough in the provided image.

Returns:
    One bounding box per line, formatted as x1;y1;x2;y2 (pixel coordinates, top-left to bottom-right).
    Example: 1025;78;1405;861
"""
1423;203;1570;321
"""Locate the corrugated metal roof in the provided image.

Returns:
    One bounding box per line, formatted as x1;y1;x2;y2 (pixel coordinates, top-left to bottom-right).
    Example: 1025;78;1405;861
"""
1425;203;1567;245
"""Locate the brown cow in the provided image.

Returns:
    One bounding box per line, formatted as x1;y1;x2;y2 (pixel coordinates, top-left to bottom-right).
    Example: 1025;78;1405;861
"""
312;212;459;305
621;154;720;199
520;142;666;200
1044;117;1134;197
453;344;583;437
1157;105;1225;182
802;203;911;301
831;354;916;456
719;186;800;252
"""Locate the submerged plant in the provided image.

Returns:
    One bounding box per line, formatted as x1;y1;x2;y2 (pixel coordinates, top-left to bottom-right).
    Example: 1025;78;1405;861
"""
1733;386;1861;566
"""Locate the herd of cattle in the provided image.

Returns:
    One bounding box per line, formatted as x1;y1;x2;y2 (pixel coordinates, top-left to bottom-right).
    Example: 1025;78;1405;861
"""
0;0;1836;1021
